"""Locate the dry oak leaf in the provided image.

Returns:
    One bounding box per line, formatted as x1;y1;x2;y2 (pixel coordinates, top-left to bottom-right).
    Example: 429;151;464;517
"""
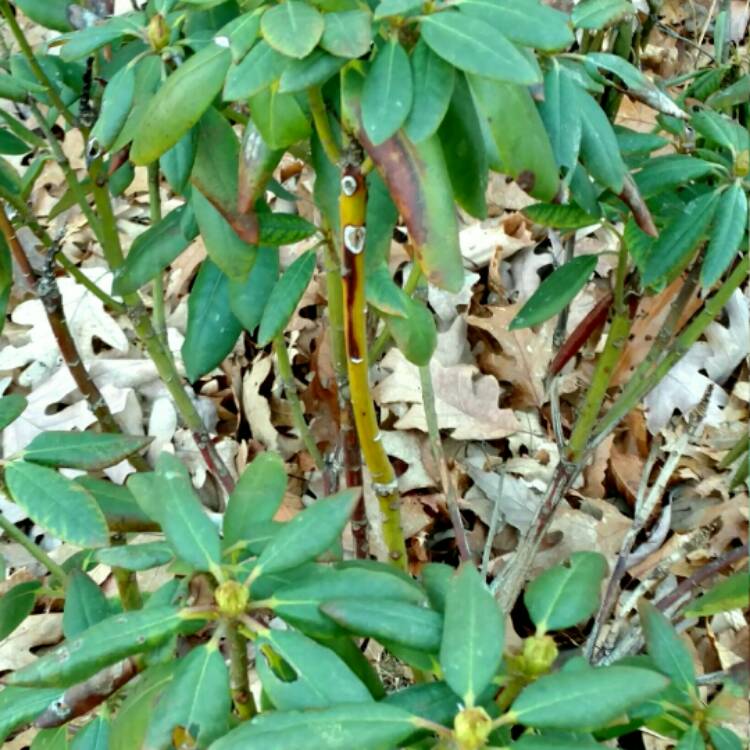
0;613;63;671
373;348;521;441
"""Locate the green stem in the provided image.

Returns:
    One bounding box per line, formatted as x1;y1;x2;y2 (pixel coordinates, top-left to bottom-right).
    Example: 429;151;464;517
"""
147;162;167;345
227;621;256;719
308;86;341;165
0;511;69;586
55;253;126;312
273;334;325;471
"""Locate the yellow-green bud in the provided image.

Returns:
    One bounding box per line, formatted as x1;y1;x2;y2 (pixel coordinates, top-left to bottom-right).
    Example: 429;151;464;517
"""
521;634;558;676
147;14;170;52
736;149;749;177
453;706;492;750
215;580;249;617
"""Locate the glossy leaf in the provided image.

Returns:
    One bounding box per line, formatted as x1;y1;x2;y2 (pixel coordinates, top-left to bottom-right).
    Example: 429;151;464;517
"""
384;296;437;366
224;452;287;549
511;736;605;750
59;15;141;61
249;87;311;150
405;39;454;143
182;259;242;382
144;643;230;749
708;726;744;750
238;121;284;214
161;129;197;196
15;0;73;31
571;0;633;29
0;129;30;155
641;190;720;288
0;686;62;744
95;542;174;572
254;490;358;576
90;64;136;152
221;9;262;61
384;680;461;728
228;246;279;332
440;563;503;705
374;0;421;18
362;40;413;146
0;580;39;640
421;563;453;612
525;552;607;632
524;203;600;229
21;431;151;470
365;264;410;317
675;725;705;750
257;628;372;710
0;393;27;430
224;41;287;101
257;250;316;346
5;461;109;548
577;88;626;193
321;10;372;58
210;703;417;750
509;255;598;330
634;155;719;199
131;41;231;165
261;2;324;59
639;600;696;690
684;571;749;617
258;212;318;246
63;570;111;639
279;50;344;93
8;607;201;688
510;666;669;729
0;72;28;102
691;110;749;154
70;715;110;750
322;599;442;652
421;11;540;84
75;476;158;533
702;181;747;288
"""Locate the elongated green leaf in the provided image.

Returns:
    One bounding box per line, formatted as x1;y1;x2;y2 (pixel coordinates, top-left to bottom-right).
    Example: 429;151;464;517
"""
254;490;358;577
708;726;743;750
112;205;197;296
224;452;287;549
615;126;669;156
676;725;705;750
161;129;197;196
228;246;279;332
524;203;600;229
75;477;158;533
63;570;111;639
182;259;242;382
95;542;174;572
684;571;749;617
384;296;437;366
257;251;316;346
509;255;598;330
0;580;39;640
0;129;30;155
642;190;720;288
0;72;28;103
249;87;311;150
510;666;669;729
384;681;461;728
470;74;559;201
15;0;73;32
90;64;136;153
440;563;503;705
0;393;27;430
321;10;372;58
691;110;749;154
131;41;231;165
238;121;284;214
572;0;633;29
261;1;324;59
511;736;605;750
374;0;421;19
279;50;343;94
210;703;417;750
21;431;151;470
70;715;109;750
258;628;372;710
524;552;607;632
258;213;318;246
224;41;287;101
0;686;62;744
362;40;413;146
639;600;696;690
322;599;442;652
8;607;201;688
59;15;142;61
577;88;626;192
458;0;574;51
702;181;747;288
365;264;409;317
421;563;453;612
5;462;109;548
145;643;230;749
420;11;539;84
405;39;454;143
634;155;719;199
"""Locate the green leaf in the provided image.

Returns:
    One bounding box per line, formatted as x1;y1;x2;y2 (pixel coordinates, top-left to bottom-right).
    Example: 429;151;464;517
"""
249;87;311;150
75;476;158;534
8;607;201;688
15;0;73;32
708;726;743;750
279;50;344;94
95;542;174;572
384;681;461;728
384;296;437;366
238;122;285;213
63;570;111;639
0;580;39;640
209;703;417;750
321;10;372;58
615;126;669;156
0;686;62;744
572;0;633;29
257;250;316;346
224;452;287;550
182;259;242;382
438;73;487;218
641;190;720;288
524;552;607;632
0;393;27;430
691;110;749;154
676;725;706;750
404;39;454;143
192;190;257;281
511;666;669;729
112;205;197;296
362;40;413;146
509;255;598;330
421;563;453;612
457;0;574;52
224;41;287;101
577;88;626;192
639;600;696;690
131;41;231;165
258;213;318;246
257;628;372;710
524;203;600;230
5;462;109;548
365;264;410;317
0;129;30;155
684;571;749;617
511;737;605;750
161;129;197;196
470;73;559;201
21;431;151;470
254;490;358;577
228;246;279;332
420;11;540;85
440;563;503;705
261;1;324;59
0;72;29;103
322;599;442;652
59;15;141;61
220;9;262;62
634;155;719;199
145;643;230;749
374;0;421;19
701;181;748;288
90;64;136;153
70;715;110;750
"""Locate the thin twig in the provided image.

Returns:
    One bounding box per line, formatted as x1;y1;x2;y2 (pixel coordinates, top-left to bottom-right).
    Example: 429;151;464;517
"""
0;511;69;586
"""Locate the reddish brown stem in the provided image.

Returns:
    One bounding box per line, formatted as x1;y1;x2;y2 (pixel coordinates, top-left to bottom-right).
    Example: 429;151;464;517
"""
619;174;658;237
342;395;368;558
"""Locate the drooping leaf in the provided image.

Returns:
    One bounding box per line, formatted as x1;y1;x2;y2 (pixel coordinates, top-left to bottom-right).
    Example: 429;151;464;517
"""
440;563;503;705
0;393;27;431
5;462;109;548
58;15;142;61
421;563;453;612
639;600;696;690
320;10;372;59
258;213;318;246
160;129;197;196
279;50;344;94
365;264;410;317
15;0;73;32
701;181;748;288
21;431;151;471
249;87;311;150
510;666;669;729
0;129;30;155
63;570;111;640
571;0;634;29
523;203;600;229
95;542;175;572
228;246;279;332
224;41;287;101
634;154;719;199
708;726;744;750
383;296;437;366
0;686;62;745
691;110;750;154
684;571;750;617
405;39;454;143
509;255;598;330
0;580;39;640
261;1;324;59
238;121;284;214
90;64;136;153
524;552;607;632
75;476;158;534
182;259;242;382
676;725;706;750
